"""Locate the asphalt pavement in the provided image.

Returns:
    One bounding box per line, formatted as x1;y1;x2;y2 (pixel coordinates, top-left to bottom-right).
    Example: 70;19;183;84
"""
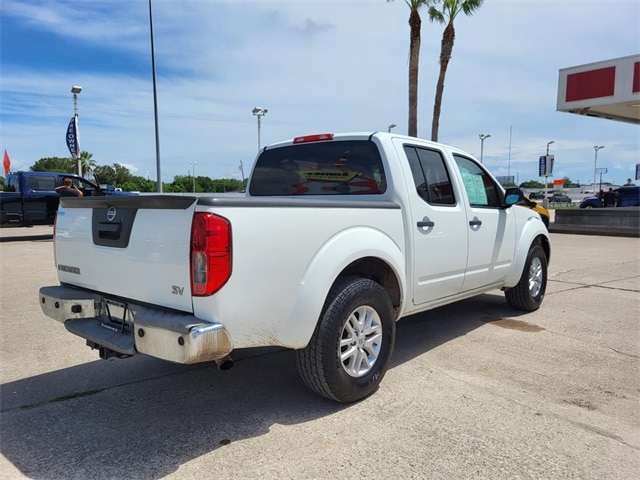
0;230;639;479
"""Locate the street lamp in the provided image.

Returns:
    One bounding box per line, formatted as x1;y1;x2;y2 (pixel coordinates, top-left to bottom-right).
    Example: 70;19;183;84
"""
543;140;555;209
71;85;82;175
190;161;197;193
149;0;162;192
479;133;491;164
593;146;604;194
252;107;268;151
388;123;397;133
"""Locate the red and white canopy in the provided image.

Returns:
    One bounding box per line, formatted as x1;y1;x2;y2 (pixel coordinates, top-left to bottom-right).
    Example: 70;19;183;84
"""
557;54;640;125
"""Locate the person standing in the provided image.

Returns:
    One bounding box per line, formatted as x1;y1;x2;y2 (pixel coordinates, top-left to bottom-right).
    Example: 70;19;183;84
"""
603;188;616;207
55;178;83;197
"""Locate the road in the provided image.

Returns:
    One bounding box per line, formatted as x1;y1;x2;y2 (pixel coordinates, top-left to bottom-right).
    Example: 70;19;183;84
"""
1;231;639;479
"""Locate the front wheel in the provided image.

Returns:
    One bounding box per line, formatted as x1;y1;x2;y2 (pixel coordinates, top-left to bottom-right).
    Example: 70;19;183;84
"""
296;276;395;403
505;244;547;311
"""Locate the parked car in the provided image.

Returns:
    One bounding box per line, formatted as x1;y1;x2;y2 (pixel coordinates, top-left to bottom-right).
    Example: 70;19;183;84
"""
580;186;640;208
547;193;572;206
517;196;550;228
0;171;133;227
529;191;545;200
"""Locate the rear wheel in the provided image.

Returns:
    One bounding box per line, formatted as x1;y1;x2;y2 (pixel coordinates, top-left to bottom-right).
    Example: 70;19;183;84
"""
505;244;547;311
296;276;395;403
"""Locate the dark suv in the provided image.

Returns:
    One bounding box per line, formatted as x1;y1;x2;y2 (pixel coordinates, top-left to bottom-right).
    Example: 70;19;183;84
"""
615;186;640;207
579;186;640;208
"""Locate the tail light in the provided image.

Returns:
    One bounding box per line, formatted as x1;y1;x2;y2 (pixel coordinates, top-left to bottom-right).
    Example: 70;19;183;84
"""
190;213;232;296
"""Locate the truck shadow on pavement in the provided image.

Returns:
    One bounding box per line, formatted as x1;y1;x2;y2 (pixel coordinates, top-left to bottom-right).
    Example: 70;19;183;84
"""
0;292;525;479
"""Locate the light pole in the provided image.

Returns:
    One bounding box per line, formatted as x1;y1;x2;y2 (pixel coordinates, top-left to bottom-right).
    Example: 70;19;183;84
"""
388;123;397;133
593;145;604;194
71;85;82;175
190;161;197;193
149;0;162;192
252;107;268;151
479;133;491;164
239;160;246;185
543;140;554;209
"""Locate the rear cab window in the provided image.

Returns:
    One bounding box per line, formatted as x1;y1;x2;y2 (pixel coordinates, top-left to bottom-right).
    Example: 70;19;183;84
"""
249;140;386;196
27;175;57;191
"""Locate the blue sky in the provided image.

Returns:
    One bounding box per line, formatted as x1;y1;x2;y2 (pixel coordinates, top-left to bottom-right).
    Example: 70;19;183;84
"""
1;0;638;186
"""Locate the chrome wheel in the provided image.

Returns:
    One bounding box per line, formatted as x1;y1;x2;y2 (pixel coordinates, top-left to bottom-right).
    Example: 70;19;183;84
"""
528;256;543;298
339;305;383;378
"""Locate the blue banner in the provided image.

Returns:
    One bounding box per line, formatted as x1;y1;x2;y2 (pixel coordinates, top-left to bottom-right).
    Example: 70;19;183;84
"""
66;116;80;158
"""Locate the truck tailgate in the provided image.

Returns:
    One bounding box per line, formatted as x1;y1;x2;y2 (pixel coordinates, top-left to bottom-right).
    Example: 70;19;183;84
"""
55;196;197;312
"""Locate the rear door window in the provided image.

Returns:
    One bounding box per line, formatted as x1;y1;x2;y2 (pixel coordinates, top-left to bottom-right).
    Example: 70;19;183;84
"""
404;146;455;205
249;140;386;195
27;175;56;191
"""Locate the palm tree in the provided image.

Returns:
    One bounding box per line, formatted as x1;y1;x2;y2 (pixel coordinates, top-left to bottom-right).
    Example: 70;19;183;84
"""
389;0;436;137
429;0;483;142
78;150;96;177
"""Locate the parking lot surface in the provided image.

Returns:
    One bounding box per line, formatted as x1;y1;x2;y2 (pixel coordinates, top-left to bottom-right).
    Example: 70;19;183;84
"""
1;231;639;479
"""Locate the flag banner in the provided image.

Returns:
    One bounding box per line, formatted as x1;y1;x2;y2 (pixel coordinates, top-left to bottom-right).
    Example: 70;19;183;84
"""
538;155;554;177
66;116;80;158
3;149;10;175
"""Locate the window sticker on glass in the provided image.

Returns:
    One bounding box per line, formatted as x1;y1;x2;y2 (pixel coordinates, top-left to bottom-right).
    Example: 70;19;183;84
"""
461;172;488;205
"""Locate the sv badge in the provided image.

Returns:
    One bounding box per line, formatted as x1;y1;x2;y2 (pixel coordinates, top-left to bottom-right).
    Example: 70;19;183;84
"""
171;285;185;296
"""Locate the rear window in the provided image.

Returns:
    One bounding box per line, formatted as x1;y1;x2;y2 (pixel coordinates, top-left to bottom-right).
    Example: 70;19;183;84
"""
249;140;386;195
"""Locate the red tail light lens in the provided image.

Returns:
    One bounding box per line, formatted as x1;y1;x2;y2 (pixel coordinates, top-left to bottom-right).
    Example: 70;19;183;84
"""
190;213;231;296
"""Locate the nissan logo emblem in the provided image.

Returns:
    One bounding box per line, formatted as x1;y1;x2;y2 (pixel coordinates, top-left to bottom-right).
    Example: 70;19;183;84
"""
106;206;117;222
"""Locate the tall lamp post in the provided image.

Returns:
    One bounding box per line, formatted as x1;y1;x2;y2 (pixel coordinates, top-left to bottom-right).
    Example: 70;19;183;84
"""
593;145;604;194
71;85;82;176
190;161;197;193
543;140;554;209
388;123;397;133
252;107;268;151
479;133;491;164
149;0;162;192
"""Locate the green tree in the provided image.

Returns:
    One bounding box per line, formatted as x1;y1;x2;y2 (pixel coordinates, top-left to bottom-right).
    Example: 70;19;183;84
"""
31;157;76;173
429;0;484;142
31;151;96;175
520;180;545;189
389;0;436;137
79;151;96;176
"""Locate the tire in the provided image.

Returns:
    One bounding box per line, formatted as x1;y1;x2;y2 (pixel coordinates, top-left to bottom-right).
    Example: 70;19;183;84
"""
296;276;395;403
505;244;547;312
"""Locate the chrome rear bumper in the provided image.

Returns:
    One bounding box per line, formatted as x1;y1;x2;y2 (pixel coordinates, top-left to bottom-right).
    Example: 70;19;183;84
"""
39;285;233;364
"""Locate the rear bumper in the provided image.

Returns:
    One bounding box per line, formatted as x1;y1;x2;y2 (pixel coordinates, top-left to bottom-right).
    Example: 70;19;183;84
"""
39;285;233;364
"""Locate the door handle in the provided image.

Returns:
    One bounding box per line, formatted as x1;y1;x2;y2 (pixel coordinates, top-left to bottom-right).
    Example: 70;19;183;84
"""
469;218;482;227
417;220;435;228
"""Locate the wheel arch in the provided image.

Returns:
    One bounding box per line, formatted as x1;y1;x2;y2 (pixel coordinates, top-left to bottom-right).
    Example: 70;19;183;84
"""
503;229;551;288
281;227;405;349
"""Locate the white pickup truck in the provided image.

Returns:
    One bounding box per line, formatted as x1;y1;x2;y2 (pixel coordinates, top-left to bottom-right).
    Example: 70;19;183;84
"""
40;132;550;403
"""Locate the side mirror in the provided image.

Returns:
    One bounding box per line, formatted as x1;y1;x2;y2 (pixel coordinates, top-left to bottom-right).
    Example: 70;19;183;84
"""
504;187;524;207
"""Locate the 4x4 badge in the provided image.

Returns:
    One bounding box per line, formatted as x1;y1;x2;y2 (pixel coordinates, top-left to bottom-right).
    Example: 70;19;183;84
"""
106;206;117;221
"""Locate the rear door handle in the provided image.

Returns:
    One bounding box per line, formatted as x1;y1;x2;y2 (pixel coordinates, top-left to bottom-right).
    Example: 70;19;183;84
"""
417;218;435;228
469;218;482;227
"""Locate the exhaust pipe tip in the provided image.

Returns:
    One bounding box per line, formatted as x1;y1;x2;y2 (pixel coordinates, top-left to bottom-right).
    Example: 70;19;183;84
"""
215;354;234;371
